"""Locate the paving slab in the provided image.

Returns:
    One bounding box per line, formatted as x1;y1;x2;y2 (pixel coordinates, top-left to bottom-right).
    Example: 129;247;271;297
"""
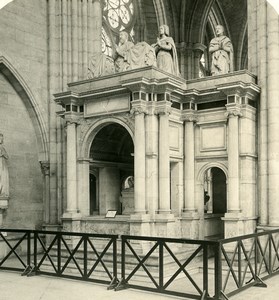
0;271;278;300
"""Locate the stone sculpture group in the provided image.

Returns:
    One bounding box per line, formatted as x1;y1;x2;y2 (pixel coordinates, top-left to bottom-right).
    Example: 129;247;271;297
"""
88;24;233;78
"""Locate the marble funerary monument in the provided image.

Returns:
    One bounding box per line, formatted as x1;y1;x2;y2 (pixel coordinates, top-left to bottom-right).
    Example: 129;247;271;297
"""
0;0;278;242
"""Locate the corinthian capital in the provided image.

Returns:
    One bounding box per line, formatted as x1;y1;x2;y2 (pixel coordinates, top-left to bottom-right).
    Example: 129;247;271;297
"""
181;112;198;123
155;101;172;116
225;108;243;118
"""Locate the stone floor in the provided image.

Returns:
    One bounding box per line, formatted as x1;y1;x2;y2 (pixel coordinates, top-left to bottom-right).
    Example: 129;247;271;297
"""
0;271;278;300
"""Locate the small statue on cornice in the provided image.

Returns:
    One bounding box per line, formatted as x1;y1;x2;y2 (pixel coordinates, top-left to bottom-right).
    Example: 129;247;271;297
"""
209;25;234;76
0;133;9;199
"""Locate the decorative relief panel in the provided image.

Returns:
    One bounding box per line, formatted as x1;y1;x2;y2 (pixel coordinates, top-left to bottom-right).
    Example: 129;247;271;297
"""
169;125;179;151
85;94;130;117
200;124;226;152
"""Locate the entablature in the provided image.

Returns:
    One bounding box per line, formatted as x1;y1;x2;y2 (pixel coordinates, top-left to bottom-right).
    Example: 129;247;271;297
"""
54;68;260;119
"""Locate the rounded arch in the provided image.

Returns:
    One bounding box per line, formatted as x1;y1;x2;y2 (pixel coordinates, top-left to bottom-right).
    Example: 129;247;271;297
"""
0;54;48;161
81;117;135;159
197;162;228;183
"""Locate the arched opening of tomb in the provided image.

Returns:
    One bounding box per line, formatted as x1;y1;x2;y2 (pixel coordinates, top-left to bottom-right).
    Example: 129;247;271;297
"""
203;167;227;239
89;123;134;216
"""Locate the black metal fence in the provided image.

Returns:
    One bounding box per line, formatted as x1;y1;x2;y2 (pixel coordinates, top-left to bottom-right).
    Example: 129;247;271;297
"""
0;228;279;300
0;229;118;286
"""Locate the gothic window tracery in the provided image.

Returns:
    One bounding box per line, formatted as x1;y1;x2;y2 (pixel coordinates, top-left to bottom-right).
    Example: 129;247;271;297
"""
102;0;135;57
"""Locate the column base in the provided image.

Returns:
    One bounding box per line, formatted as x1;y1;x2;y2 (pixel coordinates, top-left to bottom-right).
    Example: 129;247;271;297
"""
61;212;82;233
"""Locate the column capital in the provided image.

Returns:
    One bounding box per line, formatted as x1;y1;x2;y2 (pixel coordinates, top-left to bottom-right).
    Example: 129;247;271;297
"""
155;101;172;116
40;161;50;176
181;111;198;123
225;104;243;118
65;114;80;125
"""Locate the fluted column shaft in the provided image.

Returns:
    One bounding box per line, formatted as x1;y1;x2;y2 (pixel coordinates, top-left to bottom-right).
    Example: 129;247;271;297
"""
226;106;242;212
145;102;159;217
66;121;78;213
132;102;146;214
157;101;172;214
183;112;197;211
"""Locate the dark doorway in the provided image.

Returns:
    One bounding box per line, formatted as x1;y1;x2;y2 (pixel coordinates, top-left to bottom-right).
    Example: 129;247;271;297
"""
90;173;98;215
211;167;227;214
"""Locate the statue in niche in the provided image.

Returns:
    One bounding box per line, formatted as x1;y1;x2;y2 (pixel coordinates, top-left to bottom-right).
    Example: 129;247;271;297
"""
0;133;9;198
209;25;234;76
115;31;157;72
152;24;180;77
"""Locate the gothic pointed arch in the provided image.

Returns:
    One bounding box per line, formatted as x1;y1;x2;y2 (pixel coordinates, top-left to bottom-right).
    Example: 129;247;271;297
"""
0;54;48;161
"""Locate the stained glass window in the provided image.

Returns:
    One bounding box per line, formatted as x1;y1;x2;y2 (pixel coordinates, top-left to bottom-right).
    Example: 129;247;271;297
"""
102;27;113;57
104;0;134;31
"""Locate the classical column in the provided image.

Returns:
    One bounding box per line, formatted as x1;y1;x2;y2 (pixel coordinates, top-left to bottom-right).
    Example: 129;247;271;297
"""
182;111;197;213
131;101;147;214
40;161;50;224
145;102;159;217
65;120;78;214
226;104;242;213
156;101;172;214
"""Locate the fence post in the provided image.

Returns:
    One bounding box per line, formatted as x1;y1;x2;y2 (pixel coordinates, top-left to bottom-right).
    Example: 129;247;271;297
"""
113;236;117;281
27;231;31;267
214;242;222;300
203;243;208;298
57;232;61;276
83;235;88;279
33;231;37;270
159;240;164;291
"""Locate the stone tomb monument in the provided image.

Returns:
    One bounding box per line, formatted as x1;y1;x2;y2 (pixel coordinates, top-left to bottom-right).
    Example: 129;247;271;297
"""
55;64;260;240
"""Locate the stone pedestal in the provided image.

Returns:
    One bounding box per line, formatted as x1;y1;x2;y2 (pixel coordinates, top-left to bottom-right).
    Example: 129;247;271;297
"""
222;212;244;238
154;214;176;237
121;188;134;215
181;211;200;239
0;196;9;227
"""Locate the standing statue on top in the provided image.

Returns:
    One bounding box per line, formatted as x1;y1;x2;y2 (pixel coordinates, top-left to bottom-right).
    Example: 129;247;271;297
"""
152;24;180;77
209;25;234;76
0;133;9;198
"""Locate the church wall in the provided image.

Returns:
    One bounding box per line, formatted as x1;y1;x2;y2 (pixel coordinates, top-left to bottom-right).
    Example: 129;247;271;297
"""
0;73;43;228
0;0;48;117
0;0;48;228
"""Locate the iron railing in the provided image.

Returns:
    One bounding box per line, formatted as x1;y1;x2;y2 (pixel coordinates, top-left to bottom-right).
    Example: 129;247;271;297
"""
0;229;118;287
0;228;279;299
